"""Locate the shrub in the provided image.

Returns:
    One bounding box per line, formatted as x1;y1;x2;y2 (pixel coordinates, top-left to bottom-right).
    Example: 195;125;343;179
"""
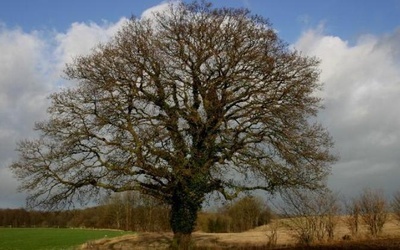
207;215;231;233
280;189;340;245
197;196;272;233
392;190;400;224
358;188;388;237
225;196;272;232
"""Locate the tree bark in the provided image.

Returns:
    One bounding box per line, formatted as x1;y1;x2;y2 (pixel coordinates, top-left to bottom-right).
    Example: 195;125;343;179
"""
172;232;192;250
169;186;202;249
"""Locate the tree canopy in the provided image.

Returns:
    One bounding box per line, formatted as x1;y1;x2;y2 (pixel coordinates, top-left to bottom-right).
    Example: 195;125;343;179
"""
11;1;335;246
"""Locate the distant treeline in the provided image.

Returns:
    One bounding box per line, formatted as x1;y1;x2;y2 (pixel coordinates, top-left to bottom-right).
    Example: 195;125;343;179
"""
0;192;272;233
0;192;170;231
0;205;170;231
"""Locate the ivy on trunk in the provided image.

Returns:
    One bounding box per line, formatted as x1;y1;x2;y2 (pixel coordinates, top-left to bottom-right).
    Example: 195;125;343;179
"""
170;183;202;248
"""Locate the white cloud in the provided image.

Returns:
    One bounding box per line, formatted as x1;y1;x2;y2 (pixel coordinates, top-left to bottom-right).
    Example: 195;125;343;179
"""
0;26;52;207
0;26;49;108
0;2;169;208
0;18;126;208
2;1;400;208
0;25;53;142
54;19;127;77
140;1;173;20
295;27;400;197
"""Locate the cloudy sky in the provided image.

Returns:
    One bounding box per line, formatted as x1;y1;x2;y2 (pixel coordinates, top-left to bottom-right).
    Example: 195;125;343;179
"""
1;0;400;208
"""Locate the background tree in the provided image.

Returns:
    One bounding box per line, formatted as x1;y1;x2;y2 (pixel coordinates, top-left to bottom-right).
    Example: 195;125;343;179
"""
200;195;272;233
225;196;271;232
279;189;340;245
101;193;127;230
344;197;361;236
10;1;335;247
392;190;400;224
100;191;170;231
358;188;388;237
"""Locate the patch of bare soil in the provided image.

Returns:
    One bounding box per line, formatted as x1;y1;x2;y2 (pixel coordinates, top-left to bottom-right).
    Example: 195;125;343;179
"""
80;233;172;249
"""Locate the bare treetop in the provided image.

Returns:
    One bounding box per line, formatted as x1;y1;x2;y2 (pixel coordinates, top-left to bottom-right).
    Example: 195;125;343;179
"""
11;1;336;245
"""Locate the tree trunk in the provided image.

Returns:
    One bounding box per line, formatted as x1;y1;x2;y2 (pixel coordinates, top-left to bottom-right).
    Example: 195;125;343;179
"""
169;187;202;249
172;232;192;250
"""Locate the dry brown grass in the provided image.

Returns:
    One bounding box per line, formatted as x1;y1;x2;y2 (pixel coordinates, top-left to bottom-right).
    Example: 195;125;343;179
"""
80;215;400;249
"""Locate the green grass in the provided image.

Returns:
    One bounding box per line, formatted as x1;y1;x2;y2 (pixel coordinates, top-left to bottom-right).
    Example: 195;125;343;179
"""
0;227;133;250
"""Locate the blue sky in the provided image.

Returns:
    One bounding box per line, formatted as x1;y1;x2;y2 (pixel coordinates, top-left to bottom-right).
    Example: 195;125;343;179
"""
2;0;399;43
1;0;400;208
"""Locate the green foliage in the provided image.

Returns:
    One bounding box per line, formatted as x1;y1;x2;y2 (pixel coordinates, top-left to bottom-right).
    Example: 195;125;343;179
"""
170;187;203;236
0;228;131;250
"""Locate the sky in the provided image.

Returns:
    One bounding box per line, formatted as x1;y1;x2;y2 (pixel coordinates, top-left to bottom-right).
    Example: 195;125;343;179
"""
0;0;400;208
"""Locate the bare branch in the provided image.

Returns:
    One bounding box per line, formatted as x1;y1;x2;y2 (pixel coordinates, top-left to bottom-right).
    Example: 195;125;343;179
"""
10;1;335;243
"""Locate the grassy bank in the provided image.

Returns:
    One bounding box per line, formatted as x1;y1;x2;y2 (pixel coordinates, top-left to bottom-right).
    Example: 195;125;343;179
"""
0;228;132;250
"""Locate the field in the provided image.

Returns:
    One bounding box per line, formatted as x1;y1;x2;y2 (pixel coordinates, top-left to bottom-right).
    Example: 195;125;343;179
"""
82;215;400;249
1;215;400;249
0;228;132;250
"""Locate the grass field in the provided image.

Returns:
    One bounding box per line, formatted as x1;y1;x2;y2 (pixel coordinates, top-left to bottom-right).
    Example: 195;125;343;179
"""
0;228;133;250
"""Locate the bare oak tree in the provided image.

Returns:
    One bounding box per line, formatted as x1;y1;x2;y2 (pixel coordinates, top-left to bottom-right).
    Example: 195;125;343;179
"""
10;1;335;247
